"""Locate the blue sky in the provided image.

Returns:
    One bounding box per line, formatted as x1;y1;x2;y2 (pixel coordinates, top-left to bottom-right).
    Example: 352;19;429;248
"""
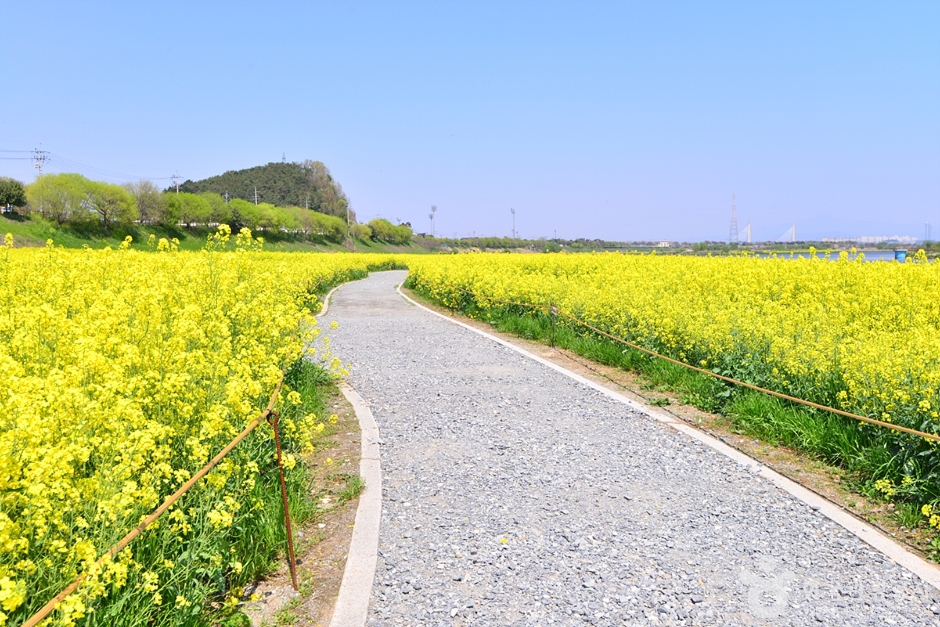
3;1;938;242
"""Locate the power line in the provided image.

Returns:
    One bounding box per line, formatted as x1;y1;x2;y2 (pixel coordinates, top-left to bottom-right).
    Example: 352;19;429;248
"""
46;152;174;181
1;148;175;182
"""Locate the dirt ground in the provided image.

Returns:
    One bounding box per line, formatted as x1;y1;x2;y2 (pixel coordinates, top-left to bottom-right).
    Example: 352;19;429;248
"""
242;386;362;627
400;285;937;562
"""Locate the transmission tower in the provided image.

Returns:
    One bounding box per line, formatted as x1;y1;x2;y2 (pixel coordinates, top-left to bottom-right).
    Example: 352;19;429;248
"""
728;194;738;243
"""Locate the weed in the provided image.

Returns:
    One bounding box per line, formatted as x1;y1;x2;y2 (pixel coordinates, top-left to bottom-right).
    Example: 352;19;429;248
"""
895;502;924;530
221;613;252;627
339;474;366;503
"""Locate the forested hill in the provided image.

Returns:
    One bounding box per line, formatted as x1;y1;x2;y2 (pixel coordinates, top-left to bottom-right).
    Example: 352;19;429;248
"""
177;160;353;220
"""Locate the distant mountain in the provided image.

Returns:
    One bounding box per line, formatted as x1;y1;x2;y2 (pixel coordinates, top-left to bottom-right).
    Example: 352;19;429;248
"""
177;160;353;221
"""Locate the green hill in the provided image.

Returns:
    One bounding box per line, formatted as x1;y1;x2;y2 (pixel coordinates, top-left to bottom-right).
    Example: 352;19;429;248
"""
178;160;353;221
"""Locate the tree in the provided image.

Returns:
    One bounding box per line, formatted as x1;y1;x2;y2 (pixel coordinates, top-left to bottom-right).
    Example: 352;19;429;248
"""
368;218;412;244
229;198;260;229
301;160;353;220
0;178;27;210
368;218;394;241
85;181;137;231
282;207;346;242
26;173;91;225
255;202;282;230
313;212;347;241
199;192;231;225
123;180;166;224
350;223;371;240
165;192;212;226
286;206;313;236
393;223;413;244
158;192;181;226
270;205;295;231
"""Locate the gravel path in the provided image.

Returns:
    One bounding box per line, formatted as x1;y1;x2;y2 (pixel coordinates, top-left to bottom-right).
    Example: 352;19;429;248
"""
323;271;940;627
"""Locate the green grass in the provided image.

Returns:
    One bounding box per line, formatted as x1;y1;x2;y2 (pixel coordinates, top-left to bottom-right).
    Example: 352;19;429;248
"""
722;390;891;476
337;474;366;503
896;502;924;530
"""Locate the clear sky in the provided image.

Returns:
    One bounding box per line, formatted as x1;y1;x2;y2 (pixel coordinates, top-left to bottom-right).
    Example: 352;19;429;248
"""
3;1;938;242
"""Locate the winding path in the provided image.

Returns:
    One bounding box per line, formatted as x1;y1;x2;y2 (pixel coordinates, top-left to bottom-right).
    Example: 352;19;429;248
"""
323;271;940;627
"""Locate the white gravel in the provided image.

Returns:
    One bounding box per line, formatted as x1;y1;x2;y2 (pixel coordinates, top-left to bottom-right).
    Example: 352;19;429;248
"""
322;271;940;627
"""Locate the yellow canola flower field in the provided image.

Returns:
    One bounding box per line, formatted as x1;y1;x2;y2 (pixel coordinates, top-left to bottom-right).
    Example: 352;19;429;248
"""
408;251;940;443
0;233;399;626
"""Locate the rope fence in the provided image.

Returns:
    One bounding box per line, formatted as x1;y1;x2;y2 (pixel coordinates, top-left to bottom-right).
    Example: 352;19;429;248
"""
441;284;940;444
23;372;294;627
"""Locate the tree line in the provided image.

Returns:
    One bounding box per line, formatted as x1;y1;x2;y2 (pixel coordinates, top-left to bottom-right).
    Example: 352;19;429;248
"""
10;173;348;241
1;170;415;246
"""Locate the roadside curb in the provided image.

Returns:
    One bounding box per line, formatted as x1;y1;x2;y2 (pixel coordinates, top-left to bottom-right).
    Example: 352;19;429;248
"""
318;284;342;317
396;282;940;592
328;384;382;627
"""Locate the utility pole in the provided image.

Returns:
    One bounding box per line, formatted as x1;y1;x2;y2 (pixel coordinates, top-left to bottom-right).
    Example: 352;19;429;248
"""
33;148;48;214
172;173;180;194
430;205;437;237
511;207;516;239
254;186;258;205
32;149;48;176
728;194;738;243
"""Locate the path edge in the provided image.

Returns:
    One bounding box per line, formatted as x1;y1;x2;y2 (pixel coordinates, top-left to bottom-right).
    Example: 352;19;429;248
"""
318;284;342;317
327;384;382;627
396;282;940;591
